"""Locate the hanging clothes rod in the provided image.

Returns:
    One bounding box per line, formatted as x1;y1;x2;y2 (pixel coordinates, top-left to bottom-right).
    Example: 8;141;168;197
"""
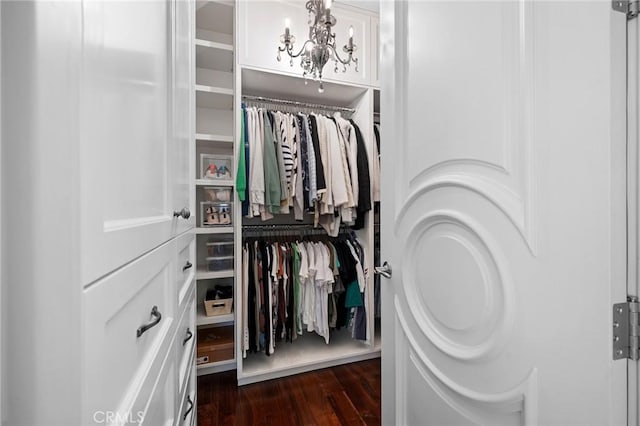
242;223;352;237
242;95;356;114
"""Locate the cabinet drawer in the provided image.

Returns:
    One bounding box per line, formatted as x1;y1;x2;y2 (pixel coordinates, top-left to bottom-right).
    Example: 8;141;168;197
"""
83;240;176;419
136;349;177;426
177;295;196;394
178;366;197;426
177;231;195;309
197;325;234;364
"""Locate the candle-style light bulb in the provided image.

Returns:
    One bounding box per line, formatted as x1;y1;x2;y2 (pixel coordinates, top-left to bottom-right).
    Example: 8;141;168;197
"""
284;18;291;40
349;25;354;38
325;0;332;10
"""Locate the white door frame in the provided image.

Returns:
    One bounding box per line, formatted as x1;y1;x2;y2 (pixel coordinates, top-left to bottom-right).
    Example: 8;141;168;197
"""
1;2;4;423
379;1;402;424
627;13;640;426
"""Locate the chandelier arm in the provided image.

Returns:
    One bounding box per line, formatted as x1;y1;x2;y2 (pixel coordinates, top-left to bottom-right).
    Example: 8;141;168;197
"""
279;42;310;59
330;46;352;65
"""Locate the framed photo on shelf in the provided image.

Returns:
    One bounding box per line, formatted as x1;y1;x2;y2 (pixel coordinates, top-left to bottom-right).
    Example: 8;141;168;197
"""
200;154;233;180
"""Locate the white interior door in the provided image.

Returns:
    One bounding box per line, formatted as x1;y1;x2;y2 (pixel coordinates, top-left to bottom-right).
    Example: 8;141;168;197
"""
380;1;628;425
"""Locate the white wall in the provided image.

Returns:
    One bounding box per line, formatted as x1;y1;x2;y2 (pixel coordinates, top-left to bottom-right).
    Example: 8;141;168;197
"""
1;3;82;424
339;0;379;13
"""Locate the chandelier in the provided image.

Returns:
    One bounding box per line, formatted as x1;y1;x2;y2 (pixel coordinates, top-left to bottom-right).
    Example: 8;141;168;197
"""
277;0;358;93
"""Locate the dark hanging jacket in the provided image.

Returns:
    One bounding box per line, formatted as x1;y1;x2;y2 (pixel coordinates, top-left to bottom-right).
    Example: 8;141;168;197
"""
350;120;372;229
308;115;327;193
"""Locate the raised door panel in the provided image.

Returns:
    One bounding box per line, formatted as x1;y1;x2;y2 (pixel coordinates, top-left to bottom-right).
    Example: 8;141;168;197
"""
401;0;534;252
239;0;371;87
381;1;626;425
83;239;176;423
80;0;191;286
325;5;370;86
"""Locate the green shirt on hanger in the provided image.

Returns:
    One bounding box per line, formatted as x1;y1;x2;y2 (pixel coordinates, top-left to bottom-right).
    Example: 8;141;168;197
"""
236;109;247;201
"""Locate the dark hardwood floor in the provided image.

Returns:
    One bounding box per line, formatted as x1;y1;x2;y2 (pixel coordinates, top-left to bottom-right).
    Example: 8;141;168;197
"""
197;358;381;426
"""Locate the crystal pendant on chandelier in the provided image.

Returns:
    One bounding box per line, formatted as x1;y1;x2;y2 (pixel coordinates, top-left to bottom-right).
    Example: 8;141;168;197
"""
276;0;358;93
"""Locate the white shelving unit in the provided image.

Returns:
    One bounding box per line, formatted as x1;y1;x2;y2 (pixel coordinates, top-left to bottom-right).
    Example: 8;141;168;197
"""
235;68;381;384
194;0;237;376
190;0;381;385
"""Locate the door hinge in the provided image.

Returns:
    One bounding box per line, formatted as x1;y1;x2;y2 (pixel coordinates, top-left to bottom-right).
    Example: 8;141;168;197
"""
613;297;640;360
613;0;640;19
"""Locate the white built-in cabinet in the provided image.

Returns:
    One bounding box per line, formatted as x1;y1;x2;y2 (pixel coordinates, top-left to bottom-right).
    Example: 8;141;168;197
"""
2;1;197;424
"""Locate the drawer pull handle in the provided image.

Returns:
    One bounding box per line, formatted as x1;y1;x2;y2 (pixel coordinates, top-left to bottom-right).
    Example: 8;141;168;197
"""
183;395;194;421
173;208;191;219
183;328;193;346
136;306;162;338
183;261;193;272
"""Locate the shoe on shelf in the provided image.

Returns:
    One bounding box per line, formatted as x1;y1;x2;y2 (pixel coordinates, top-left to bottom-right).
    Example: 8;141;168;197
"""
204;164;218;179
219;206;231;225
203;206;220;225
217;165;230;179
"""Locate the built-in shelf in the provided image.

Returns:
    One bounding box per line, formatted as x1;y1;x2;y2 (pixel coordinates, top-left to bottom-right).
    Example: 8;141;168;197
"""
196;268;234;280
195;84;233;96
197;68;233;89
196;133;234;143
195;39;233;72
195;179;234;187
196;2;234;36
196;0;235;12
238;328;380;385
242;67;368;108
197;358;235;370
196;358;236;376
195;226;234;235
196;85;234;110
196;304;234;326
195;37;233;51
